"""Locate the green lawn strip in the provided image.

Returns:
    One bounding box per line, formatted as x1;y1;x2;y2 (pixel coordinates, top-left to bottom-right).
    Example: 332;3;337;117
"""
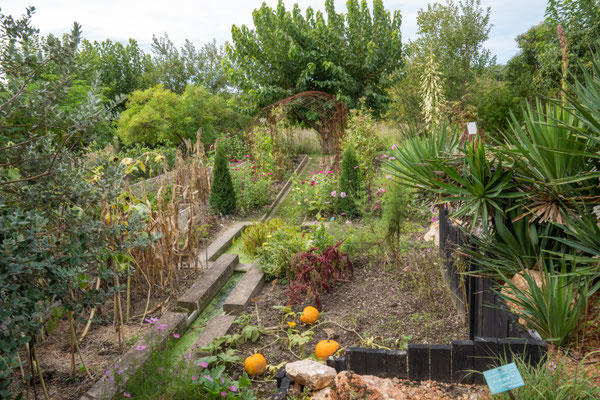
224;238;255;264
272;156;323;219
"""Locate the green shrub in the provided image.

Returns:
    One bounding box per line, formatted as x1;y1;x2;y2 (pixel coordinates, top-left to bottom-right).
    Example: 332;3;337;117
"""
257;224;308;280
338;147;364;217
209;143;236;214
231;163;271;215
343;105;381;188
288;170;338;220
241;219;288;256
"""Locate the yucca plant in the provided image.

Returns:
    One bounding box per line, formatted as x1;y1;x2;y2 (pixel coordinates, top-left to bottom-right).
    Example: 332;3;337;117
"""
495;258;590;347
430;139;521;233
385;125;460;204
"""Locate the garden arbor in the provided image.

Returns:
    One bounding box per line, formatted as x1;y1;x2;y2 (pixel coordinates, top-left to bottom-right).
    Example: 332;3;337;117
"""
260;91;347;160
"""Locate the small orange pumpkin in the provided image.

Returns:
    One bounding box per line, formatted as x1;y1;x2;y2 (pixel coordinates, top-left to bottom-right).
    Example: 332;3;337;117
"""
244;353;267;376
315;339;339;360
299;306;319;324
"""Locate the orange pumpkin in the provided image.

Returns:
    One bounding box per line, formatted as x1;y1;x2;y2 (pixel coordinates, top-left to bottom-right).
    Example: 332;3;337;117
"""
315;339;339;360
244;353;267;376
299;306;319;324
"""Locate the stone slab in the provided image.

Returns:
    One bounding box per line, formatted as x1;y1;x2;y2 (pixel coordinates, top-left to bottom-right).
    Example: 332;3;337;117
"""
177;253;239;312
190;314;236;357
205;222;248;262
223;263;264;314
234;263;253;272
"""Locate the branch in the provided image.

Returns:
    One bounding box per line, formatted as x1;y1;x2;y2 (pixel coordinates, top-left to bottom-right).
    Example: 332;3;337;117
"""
0;57;55;113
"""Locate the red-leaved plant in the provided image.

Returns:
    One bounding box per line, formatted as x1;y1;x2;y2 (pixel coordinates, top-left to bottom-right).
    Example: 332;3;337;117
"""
288;242;354;309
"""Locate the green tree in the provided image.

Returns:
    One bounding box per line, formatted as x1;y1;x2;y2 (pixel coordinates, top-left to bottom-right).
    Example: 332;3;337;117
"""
141;34;229;94
226;0;403;115
78;38;148;100
209;143;236;214
413;0;494;101
0;8;147;396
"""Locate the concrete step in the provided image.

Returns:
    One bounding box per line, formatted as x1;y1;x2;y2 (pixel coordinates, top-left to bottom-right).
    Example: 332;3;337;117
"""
177;253;239;313
204;221;248;262
234;263;253;272
190;314;236;357
223;263;265;315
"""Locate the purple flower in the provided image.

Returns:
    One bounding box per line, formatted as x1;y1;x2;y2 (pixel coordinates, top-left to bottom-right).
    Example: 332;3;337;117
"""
389;156;396;160
145;317;158;324
192;376;198;381
135;345;147;351
198;361;208;368
221;392;227;397
173;333;180;339
156;324;168;330
403;266;408;272
354;166;359;169
310;180;316;186
392;144;398;150
331;191;337;197
123;392;131;398
229;386;238;392
345;220;351;226
431;216;438;222
340;192;346;198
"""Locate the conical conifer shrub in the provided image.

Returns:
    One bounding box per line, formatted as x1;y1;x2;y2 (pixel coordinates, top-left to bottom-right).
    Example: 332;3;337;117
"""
338;147;364;217
210;142;236;214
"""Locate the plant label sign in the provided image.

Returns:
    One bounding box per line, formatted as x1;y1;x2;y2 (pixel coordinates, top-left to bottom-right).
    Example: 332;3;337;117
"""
467;121;478;135
483;362;525;395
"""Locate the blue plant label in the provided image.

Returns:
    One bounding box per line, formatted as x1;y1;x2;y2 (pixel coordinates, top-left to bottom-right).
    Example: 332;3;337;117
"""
483;362;525;395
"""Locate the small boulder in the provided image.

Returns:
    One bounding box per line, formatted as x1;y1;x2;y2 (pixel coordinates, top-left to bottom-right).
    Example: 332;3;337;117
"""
311;387;338;400
335;371;408;400
423;221;439;245
286;359;336;390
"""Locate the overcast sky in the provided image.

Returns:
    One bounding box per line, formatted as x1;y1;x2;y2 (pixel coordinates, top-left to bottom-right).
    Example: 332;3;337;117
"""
2;0;548;64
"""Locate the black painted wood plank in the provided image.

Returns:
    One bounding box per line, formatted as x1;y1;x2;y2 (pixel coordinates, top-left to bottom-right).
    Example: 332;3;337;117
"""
525;339;548;366
386;350;407;379
474;337;499;384
346;347;366;375
365;349;387;377
497;338;527;364
452;340;474;384
408;344;429;381
430;345;452;382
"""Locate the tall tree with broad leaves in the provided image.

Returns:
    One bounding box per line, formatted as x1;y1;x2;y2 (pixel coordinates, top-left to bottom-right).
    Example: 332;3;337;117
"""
226;0;403;115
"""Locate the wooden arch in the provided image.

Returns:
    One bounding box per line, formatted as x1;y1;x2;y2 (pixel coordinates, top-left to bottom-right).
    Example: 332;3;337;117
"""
259;91;347;160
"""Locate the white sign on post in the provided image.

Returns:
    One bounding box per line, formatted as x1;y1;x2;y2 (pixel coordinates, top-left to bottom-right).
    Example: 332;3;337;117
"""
467;122;478;135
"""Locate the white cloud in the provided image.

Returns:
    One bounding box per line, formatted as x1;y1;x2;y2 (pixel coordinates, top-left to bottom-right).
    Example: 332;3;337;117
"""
2;0;547;62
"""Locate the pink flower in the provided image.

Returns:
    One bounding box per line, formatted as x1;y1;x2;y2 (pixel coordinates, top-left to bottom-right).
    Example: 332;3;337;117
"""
392;144;398;150
354;166;359;169
340;192;346;198
345;220;351;226
221;392;227;397
198;361;208;368
386;175;392;179
192;376;198;381
324;201;330;204
267;172;273;175
145;317;158;324
173;333;180;339
327;171;333;175
135;345;147;351
431;216;438;222
389;156;396;160
331;191;337;197
156;324;168;330
123;392;131;398
403;266;408;272
310;181;316;186
229;386;238;392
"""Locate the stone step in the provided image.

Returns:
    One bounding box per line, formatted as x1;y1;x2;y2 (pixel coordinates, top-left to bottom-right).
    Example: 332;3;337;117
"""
204;221;248;262
223;263;265;315
177;253;239;313
189;314;236;357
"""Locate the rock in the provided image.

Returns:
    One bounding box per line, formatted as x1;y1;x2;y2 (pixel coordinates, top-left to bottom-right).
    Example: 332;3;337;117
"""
334;371;408;400
423;221;439;245
286;359;336;390
311;387;338;400
501;269;546;326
